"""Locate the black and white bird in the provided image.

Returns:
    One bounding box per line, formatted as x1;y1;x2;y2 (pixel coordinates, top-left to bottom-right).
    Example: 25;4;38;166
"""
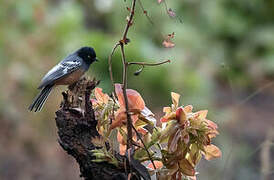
28;46;98;112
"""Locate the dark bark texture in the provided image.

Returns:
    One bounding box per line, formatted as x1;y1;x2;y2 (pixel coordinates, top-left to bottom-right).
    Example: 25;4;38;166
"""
54;78;135;180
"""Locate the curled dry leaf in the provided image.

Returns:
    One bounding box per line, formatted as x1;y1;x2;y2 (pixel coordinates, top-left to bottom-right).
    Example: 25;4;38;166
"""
204;144;222;160
178;159;195;176
115;83;145;110
171;92;180;108
163;32;175;48
94;87;109;104
183;105;193;113
167;8;176;17
162;40;175;48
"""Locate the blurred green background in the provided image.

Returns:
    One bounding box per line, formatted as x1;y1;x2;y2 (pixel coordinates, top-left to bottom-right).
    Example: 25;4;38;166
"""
1;0;274;179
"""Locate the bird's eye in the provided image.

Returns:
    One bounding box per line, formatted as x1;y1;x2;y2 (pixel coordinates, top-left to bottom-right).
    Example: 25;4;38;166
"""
88;55;91;58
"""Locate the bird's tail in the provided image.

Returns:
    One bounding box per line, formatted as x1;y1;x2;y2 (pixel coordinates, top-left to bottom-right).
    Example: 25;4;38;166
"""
28;84;54;112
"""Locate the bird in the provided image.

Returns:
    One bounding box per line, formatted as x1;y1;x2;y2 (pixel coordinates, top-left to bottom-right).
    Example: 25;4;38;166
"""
28;46;98;112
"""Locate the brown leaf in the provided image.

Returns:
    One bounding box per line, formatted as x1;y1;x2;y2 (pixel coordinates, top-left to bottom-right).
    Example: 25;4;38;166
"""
183;105;193;113
163;33;175;48
171;92;180;108
162;39;175;48
168;8;176;17
94;87;109;104
178;159;195;176
168;128;181;153
176;107;187;125
115;83;145;111
204;144;222;160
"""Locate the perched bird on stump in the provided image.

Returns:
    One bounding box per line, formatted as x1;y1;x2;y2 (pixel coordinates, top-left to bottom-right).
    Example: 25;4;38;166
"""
29;46;98;112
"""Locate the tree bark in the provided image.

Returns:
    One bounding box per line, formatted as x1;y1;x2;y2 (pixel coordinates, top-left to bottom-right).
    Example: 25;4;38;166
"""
54;78;132;180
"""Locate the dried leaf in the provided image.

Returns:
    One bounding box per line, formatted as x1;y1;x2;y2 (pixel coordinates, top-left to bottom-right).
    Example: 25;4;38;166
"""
204;144;222;160
195;110;208;119
167;8;176;17
163;107;172;113
162;33;175;48
94;87;109;104
163;40;175;48
183;105;193;113
111;109;126;129
178;159;195;176
168;129;181;153
176;107;187;125
171;92;180;108
206;119;218;130
167;163;179;176
115;83;145;110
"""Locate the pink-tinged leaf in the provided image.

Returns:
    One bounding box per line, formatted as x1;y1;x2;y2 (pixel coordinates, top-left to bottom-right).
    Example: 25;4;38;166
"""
183;133;189;144
147;161;163;170
178;159;195;176
168;129;181;153
168;8;176;17
94;87;109;104
163;32;175;48
206;119;218;130
204;144;222;160
119;144;126;155
195;110;208;119
183;105;193;113
163;39;175;48
117;131;127;155
161;112;176;123
137;127;148;135
115;83;145;110
160;117;168;123
208;129;219;138
176;107;187;125
171;92;180;108
111;109;126;129
158;0;163;4
90;99;98;105
163;106;172;114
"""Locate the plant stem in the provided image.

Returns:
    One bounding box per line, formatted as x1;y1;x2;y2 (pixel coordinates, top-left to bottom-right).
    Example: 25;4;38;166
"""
127;59;171;66
132;125;156;170
108;43;120;93
120;43;133;148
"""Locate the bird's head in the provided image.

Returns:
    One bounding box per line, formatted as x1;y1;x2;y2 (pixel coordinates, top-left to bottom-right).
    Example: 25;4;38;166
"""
77;46;98;64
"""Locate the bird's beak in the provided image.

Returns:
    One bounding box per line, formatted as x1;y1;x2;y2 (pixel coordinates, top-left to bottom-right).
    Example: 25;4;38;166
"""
95;58;99;62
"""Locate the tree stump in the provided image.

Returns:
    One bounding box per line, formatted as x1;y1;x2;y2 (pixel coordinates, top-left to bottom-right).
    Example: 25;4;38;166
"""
55;78;133;180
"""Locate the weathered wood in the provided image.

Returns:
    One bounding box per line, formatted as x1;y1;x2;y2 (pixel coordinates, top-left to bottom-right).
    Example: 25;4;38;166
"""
55;78;139;180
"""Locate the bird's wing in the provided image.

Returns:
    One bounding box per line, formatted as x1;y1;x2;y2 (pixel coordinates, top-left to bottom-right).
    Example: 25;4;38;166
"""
38;54;82;89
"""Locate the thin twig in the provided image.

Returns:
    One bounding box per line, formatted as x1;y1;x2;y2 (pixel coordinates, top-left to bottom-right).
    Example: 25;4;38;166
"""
120;43;133;148
137;0;154;25
127;59;171;66
122;0;137;41
119;0;137;151
108;42;120;94
132;125;156;170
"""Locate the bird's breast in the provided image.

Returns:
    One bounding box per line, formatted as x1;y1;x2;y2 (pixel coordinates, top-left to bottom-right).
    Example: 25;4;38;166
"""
55;69;86;85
